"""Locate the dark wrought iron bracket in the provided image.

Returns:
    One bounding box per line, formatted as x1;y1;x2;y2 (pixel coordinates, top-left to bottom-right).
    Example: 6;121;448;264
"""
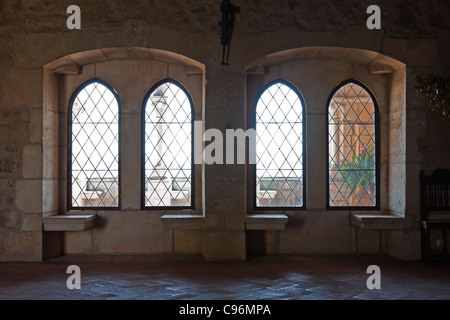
218;0;240;65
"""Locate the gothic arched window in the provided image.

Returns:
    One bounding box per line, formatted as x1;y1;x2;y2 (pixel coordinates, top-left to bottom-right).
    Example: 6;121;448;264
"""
68;79;120;209
142;79;194;209
327;80;379;208
255;80;305;209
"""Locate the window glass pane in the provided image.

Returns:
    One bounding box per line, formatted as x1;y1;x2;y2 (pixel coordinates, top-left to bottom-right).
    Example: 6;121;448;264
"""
328;82;376;207
256;82;304;208
70;81;120;208
143;81;193;207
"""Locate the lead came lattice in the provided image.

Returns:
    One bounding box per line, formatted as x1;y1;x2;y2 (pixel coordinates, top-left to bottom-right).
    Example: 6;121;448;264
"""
255;82;304;208
143;81;193;208
70;81;120;208
328;82;377;207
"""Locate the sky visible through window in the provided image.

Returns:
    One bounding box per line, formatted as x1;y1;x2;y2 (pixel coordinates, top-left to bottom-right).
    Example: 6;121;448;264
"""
255;82;304;207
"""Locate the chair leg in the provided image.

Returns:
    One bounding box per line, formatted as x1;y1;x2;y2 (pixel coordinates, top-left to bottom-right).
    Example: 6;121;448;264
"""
421;224;428;262
425;228;431;263
443;230;448;260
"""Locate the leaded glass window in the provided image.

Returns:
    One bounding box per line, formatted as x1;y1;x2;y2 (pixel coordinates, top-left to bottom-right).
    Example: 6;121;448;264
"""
328;81;378;208
69;80;120;209
255;81;305;208
143;80;193;209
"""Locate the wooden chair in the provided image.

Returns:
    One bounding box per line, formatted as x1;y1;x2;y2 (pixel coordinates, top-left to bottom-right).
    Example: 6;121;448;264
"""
420;169;450;262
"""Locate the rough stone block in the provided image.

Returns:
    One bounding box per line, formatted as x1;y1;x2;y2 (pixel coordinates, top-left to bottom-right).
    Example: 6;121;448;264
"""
161;215;205;230
174;230;202;255
64;230;93;254
1;231;42;261
225;214;245;231
29;108;43;144
23;145;42;179
245;214;288;230
0;156;20;174
42;145;59;180
15;180;42;213
119;113;140;210
3;68;43;107
0;210;20;229
357;229;380;254
43;109;59;146
383;38;437;67
42;179;59;214
92;211;172;254
202;231;246;261
280;211;354;255
43;70;59;111
21;212;42;232
387;230;421;261
14;33;64;68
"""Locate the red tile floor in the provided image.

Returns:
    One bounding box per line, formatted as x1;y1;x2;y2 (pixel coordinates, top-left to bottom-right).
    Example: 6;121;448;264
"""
0;254;449;301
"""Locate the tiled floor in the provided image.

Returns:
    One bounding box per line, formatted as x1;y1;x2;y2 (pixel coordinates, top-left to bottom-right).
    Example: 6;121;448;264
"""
0;254;449;301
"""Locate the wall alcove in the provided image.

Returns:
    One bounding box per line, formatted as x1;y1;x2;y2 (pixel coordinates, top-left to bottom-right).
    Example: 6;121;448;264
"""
42;47;205;259
245;47;411;258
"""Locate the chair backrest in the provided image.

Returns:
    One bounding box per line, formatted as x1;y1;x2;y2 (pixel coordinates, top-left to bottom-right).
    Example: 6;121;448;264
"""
420;169;450;220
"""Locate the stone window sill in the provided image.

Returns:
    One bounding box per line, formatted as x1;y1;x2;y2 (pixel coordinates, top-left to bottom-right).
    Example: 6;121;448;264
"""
161;214;205;230
43;215;96;232
245;214;289;230
351;213;405;230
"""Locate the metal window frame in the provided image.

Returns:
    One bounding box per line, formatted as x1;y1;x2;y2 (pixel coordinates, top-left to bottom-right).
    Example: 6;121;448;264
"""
326;79;380;211
253;79;306;211
141;78;195;211
67;78;122;211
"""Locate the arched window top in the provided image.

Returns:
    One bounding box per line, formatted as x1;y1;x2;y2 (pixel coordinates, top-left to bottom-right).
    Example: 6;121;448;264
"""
328;80;378;120
256;80;305;117
255;80;305;209
70;79;120;118
142;79;194;209
143;79;193;122
69;79;120;209
327;80;379;209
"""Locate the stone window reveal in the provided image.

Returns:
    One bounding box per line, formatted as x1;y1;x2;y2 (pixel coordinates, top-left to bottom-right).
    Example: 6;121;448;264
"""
68;80;120;209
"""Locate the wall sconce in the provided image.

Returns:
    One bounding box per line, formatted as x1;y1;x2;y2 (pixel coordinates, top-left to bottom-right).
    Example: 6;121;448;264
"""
218;0;240;65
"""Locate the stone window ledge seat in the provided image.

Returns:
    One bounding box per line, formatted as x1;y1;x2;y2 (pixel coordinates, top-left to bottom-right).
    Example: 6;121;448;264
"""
43;215;96;232
351;213;405;230
42;213;402;232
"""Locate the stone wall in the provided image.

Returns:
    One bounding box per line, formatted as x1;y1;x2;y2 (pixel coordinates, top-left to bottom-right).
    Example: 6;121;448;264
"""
0;0;449;261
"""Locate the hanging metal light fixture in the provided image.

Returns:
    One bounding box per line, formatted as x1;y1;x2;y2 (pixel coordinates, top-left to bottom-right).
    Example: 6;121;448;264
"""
218;0;240;65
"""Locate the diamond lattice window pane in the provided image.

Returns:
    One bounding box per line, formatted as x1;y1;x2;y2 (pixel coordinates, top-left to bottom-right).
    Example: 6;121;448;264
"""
255;82;304;208
70;81;120;208
328;82;377;207
143;81;193;208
